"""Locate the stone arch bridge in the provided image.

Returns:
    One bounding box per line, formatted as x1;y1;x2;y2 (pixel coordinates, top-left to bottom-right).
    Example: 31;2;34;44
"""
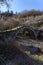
0;25;43;43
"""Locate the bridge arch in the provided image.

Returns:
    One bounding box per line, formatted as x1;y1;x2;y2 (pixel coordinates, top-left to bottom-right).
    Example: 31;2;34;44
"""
0;26;37;43
16;26;36;39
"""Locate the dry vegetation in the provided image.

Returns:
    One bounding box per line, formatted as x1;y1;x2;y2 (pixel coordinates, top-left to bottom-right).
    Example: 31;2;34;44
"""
0;10;43;65
0;10;43;30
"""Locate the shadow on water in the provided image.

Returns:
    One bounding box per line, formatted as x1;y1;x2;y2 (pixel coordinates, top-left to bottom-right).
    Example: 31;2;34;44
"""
0;43;43;65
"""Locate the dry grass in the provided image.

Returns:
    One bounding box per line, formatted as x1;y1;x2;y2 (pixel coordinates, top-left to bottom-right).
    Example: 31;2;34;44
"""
0;10;43;31
25;51;43;62
0;17;20;31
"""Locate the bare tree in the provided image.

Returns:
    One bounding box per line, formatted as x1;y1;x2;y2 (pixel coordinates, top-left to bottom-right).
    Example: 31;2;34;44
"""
0;0;12;11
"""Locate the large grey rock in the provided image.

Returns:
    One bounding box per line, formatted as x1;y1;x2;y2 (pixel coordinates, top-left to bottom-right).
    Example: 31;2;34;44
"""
29;46;41;54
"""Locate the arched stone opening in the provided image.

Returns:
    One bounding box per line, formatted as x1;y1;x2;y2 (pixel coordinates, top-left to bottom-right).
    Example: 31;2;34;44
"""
23;28;36;39
16;27;36;39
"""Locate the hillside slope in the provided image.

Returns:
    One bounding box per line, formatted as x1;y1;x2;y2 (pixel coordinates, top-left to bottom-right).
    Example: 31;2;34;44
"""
0;10;43;65
0;10;43;31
